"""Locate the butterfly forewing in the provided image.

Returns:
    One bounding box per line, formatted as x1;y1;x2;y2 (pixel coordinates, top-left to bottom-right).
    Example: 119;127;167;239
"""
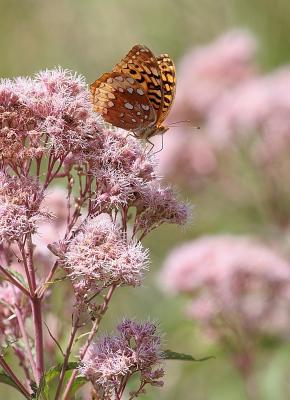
90;71;156;132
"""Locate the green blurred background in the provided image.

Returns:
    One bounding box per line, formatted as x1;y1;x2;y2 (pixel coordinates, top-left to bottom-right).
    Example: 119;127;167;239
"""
1;0;290;399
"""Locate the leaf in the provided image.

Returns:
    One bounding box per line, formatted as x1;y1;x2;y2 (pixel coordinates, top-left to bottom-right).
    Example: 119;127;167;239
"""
6;268;28;288
69;376;87;397
163;350;215;362
0;371;29;398
34;362;81;399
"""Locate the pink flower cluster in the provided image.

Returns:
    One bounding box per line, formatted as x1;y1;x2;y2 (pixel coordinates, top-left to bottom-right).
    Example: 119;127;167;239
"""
64;216;150;299
0;68;99;166
0;67;191;397
161;235;290;339
0;172;46;243
80;320;164;398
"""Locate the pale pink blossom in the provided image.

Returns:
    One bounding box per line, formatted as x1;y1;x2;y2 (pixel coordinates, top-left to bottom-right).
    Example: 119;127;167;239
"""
0;172;46;243
64;216;150;299
161;235;290;338
134;183;190;236
80;320;164;398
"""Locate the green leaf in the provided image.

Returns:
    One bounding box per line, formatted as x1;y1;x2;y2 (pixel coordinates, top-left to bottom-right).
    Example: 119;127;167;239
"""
33;362;81;399
6;268;28;288
163;350;215;362
0;371;29;398
69;376;87;397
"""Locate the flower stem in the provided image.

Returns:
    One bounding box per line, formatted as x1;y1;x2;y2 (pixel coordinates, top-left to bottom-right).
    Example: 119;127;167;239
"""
62;285;116;399
0;355;31;399
54;317;80;400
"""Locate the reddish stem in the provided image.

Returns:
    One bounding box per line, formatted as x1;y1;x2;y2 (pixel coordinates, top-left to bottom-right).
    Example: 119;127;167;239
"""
54;318;80;400
14;303;38;382
0;355;30;398
63;285;116;399
0;264;30;297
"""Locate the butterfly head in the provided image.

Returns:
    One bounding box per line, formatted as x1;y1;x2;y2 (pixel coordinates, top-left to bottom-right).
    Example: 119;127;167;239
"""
140;124;169;140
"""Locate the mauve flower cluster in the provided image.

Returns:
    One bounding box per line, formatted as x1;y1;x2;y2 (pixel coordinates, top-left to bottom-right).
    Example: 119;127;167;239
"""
0;172;46;243
161;235;290;339
80;320;164;398
0;68;99;166
0;67;192;397
64;216;150;299
0;67;189;293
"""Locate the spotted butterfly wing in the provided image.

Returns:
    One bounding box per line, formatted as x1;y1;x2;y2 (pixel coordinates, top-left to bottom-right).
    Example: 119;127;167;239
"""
156;54;176;123
112;45;165;120
90;44;176;140
90;72;156;132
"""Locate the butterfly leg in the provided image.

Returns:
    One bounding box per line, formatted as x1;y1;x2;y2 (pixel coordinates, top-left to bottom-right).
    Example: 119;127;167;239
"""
145;138;155;154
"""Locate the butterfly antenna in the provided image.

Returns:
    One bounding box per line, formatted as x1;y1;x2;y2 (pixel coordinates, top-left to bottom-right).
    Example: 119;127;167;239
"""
169;120;200;130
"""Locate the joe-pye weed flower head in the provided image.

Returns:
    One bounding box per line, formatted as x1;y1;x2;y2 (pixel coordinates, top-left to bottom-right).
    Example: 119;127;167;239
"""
80;320;164;398
161;235;290;339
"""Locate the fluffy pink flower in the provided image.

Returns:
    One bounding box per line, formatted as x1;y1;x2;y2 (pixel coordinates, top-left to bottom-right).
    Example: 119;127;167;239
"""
80;320;164;397
161;235;290;338
134;183;190;236
0;68;103;165
90;129;156;213
0;172;46;243
64;216;150;299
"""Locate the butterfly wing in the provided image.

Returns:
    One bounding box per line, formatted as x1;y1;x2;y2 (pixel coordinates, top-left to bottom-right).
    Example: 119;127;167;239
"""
156;54;176;124
90;71;156;132
113;45;165;121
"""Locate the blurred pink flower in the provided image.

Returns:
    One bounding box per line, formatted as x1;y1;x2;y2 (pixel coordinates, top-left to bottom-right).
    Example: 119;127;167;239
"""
157;127;217;188
160;235;290;338
206;67;290;163
157;30;256;188
172;30;257;122
33;187;68;270
0;282;31;345
80;319;164;397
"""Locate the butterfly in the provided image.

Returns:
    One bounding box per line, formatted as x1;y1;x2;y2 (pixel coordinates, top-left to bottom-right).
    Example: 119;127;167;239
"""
90;44;176;143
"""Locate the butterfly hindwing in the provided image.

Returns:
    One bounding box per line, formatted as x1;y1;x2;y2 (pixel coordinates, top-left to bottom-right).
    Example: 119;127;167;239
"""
90;71;156;131
156;54;176;123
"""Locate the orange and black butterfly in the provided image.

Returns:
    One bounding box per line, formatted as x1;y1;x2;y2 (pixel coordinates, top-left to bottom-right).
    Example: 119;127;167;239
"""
90;45;176;142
